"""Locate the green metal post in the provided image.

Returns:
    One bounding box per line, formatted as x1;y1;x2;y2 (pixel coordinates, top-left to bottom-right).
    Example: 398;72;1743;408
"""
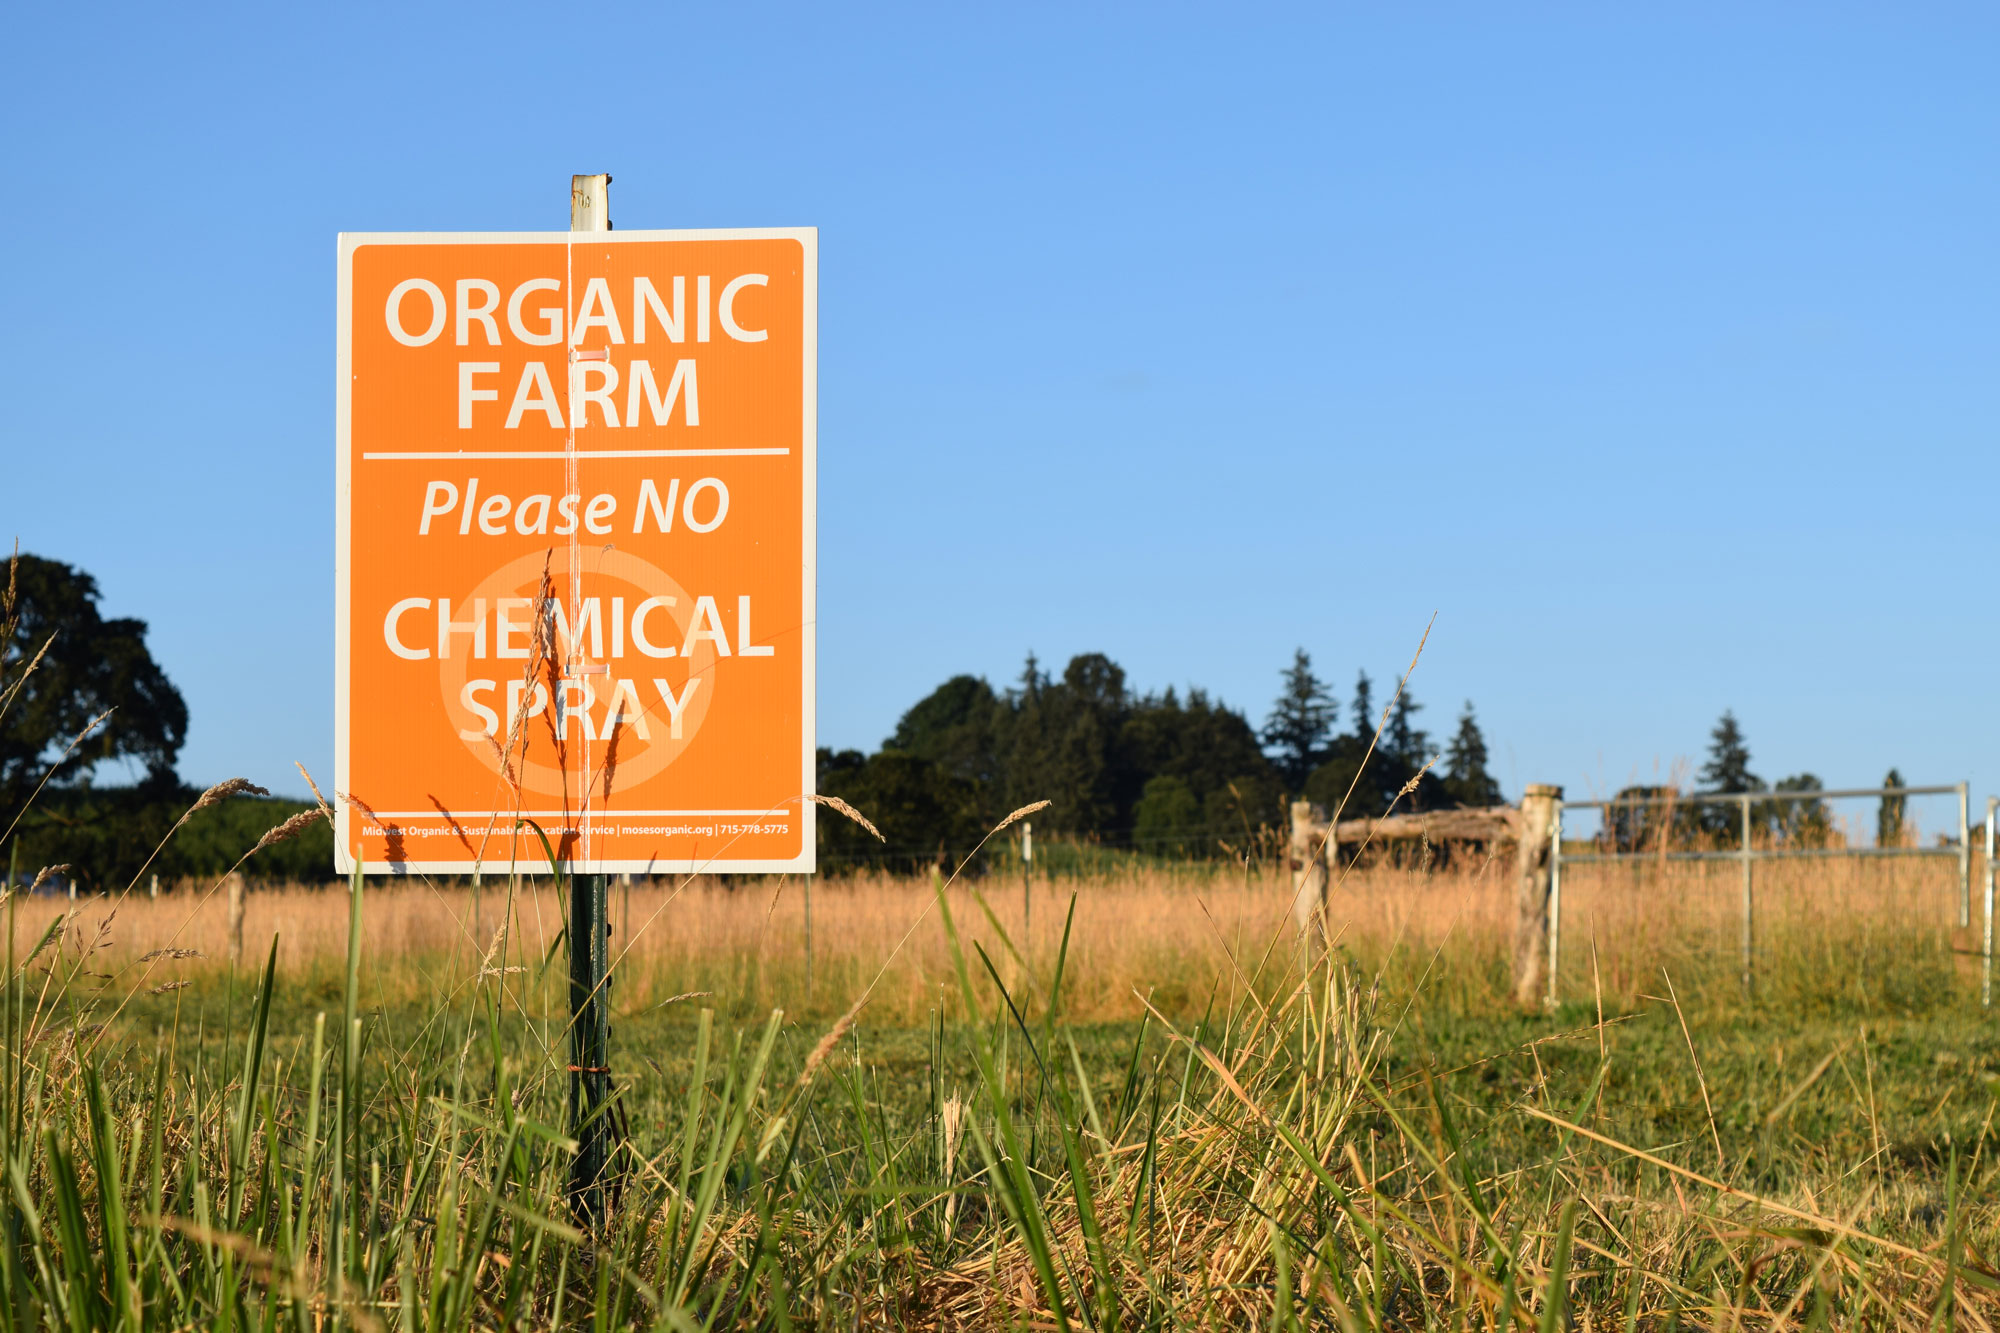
564;172;616;1225
568;868;612;1222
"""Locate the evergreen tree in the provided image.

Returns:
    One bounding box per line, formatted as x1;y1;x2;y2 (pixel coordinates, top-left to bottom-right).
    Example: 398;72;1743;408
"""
1387;692;1429;768
1442;702;1502;806
1698;710;1763;841
1261;649;1337;790
1295;668;1457;821
1877;767;1906;848
1350;671;1376;742
1699;711;1761;793
1304;734;1451;819
1000;651;1132;835
1125;690;1274;806
1017;651;1045;703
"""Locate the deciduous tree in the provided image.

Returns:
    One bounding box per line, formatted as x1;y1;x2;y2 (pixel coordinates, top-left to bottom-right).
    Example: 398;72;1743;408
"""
1;553;186;820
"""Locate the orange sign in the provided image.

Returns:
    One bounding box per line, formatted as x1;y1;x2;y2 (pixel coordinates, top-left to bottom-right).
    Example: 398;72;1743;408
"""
336;229;816;874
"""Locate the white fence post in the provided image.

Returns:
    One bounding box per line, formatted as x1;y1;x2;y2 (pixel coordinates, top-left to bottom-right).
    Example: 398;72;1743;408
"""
1546;803;1563;1009
1021;821;1033;948
1983;797;1995;1009
1740;794;1754;994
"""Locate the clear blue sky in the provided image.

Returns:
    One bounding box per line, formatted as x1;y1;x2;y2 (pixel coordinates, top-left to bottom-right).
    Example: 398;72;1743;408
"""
4;5;1995;831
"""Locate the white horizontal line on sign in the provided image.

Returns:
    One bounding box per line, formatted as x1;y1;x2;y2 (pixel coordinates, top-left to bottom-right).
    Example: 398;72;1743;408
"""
369;809;785;819
360;449;791;460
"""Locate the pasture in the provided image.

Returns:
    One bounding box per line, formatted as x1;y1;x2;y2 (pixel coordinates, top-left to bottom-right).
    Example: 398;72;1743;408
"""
6;847;1998;1328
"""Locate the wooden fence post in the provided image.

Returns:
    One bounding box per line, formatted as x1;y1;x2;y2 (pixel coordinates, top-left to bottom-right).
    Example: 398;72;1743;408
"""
1512;784;1562;1008
1290;800;1328;973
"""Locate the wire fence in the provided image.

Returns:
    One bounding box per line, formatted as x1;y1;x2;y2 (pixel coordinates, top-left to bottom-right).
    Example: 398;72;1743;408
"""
1547;783;1979;1005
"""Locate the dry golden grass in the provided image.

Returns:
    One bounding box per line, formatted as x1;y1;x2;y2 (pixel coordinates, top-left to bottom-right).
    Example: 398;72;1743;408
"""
6;841;1993;1326
33;847;1984;1024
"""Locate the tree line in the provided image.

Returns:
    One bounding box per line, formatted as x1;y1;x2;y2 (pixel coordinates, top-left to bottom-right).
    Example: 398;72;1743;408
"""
1;553;331;890
3;552;1512;882
817;649;1505;872
13;550;1926;884
1603;710;1912;851
11;552;1493;884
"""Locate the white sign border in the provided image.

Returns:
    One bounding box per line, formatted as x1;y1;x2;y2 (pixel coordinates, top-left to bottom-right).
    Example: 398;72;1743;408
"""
334;227;817;876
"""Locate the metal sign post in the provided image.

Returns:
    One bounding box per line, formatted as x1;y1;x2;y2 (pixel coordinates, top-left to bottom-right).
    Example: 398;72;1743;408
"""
567;852;612;1221
566;173;614;1225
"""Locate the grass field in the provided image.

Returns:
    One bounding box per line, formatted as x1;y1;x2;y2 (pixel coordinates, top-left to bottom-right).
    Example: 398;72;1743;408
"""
4;838;1998;1329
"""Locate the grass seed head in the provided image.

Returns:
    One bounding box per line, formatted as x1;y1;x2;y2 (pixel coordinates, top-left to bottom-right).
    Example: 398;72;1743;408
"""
474;924;530;978
339;791;386;830
294;762;334;819
651;990;712;1010
799;991;869;1088
252;808;326;852
186;778;270;817
808;794;884;842
993;800;1051;835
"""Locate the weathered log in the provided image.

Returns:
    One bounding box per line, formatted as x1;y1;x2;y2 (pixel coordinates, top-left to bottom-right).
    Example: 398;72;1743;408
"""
1288;799;1544;993
1331;806;1518;847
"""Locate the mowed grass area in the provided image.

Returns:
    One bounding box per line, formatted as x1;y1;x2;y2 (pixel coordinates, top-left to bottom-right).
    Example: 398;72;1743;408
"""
11;853;2000;1328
